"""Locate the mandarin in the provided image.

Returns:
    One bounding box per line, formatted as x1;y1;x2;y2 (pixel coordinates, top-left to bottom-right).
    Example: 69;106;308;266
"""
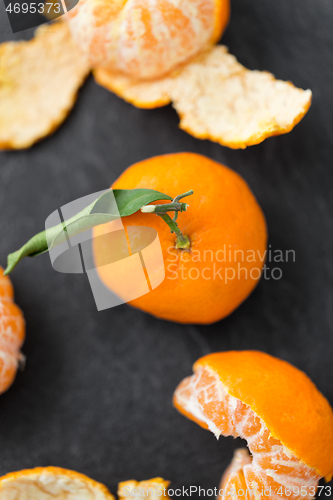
0;467;115;499
173;351;333;499
0;267;25;394
67;0;230;80
93;153;267;324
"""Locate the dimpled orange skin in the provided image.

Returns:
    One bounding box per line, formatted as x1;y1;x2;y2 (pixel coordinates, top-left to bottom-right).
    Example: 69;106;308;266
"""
174;351;333;480
93;153;267;324
0;267;25;394
67;0;230;80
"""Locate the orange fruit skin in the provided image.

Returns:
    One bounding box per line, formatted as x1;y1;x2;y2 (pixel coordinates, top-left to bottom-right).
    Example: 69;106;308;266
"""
212;0;230;44
0;267;14;301
175;351;333;479
93;153;267;324
0;267;25;394
67;0;230;80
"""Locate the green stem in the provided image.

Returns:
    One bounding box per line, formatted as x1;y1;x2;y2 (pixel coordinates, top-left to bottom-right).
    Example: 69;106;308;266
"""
141;190;193;250
160;213;191;250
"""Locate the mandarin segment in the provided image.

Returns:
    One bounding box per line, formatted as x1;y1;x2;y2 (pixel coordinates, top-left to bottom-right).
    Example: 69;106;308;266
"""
173;351;333;499
0;22;91;150
0;267;25;394
93;67;172;108
68;0;229;79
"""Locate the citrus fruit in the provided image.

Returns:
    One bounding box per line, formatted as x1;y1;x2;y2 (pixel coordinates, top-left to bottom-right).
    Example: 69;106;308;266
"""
173;351;333;499
93;153;267;324
0;466;115;499
0;267;25;394
94;44;312;147
67;0;230;80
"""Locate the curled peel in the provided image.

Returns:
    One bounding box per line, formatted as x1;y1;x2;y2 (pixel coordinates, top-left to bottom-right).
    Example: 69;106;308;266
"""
94;45;312;149
0;22;91;150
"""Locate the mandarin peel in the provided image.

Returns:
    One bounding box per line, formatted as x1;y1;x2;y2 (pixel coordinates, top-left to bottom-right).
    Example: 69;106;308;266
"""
0;467;115;500
0;22;90;150
173;351;333;499
67;0;230;80
0;467;170;500
94;45;312;149
118;478;170;500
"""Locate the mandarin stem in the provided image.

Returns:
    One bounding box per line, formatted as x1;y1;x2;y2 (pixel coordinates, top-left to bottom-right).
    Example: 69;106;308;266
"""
159;213;191;250
140;190;193;250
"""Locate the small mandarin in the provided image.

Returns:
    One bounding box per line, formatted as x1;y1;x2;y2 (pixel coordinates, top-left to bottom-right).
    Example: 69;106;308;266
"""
93;153;267;324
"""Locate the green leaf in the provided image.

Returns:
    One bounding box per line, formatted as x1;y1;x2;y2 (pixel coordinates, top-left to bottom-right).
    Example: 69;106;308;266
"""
4;189;172;275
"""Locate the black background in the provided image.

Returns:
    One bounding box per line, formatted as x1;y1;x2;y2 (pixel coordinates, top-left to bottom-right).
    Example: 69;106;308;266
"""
0;1;333;498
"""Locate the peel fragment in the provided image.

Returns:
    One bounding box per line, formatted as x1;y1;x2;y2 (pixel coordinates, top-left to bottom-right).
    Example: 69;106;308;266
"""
0;467;115;499
0;22;91;150
94;45;312;149
93;68;171;110
118;478;170;500
0;468;171;500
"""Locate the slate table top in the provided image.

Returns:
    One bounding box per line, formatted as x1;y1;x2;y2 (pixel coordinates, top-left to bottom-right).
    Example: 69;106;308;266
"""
0;1;333;497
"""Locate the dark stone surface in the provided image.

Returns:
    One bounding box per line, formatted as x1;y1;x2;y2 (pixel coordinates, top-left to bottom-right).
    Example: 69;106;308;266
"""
0;1;333;497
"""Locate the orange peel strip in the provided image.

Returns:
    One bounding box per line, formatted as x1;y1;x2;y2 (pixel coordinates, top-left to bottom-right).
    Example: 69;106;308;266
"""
0;22;91;150
94;45;312;149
